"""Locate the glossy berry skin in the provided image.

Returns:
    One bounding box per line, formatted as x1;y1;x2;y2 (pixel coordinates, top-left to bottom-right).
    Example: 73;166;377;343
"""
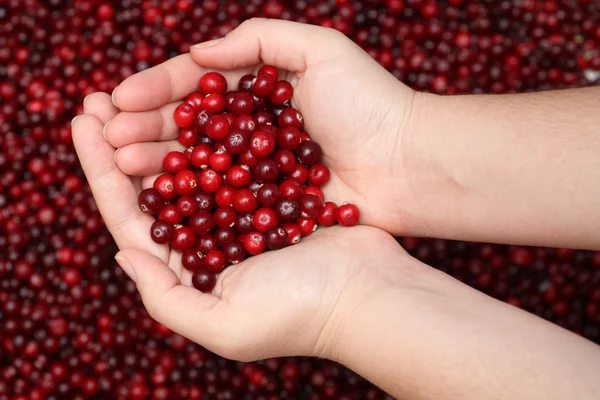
214;185;237;207
171;227;196;251
158;204;183;225
222;240;247;264
181;249;204;271
242;232;267;256
275;199;301;224
178;128;198;147
153;173;176;201
273;149;296;174
197;234;217;255
252;208;279;233
209;151;232;173
224;130;248;155
214;206;236;228
194;191;215;211
150;220;174;244
256;183;281;207
176;196;198;216
226;165;252;188
202;93;226;113
163;151;190;174
206;115;231;140
204;250;226;273
174;103;196;128
318;202;338;227
185;91;205;109
297;217;317;236
138;189;165;214
278;107;304;131
215;227;237;247
308;164;331;187
336;203;360;227
189;211;214;235
231;92;255;115
269;80;293;104
250;131;276;158
252;73;276;97
299;194;323;218
265;226;288;250
296;141;323;166
235;213;254;234
199;72;227;94
279;179;304;200
282;223;302;246
198;169;222;193
235;114;257;136
278;126;301;150
190;144;213;167
174;170;198;196
253;159;279;183
303;186;324;203
288;164;308;185
258;65;279;80
238;74;255;92
233;189;258;213
192;269;217;293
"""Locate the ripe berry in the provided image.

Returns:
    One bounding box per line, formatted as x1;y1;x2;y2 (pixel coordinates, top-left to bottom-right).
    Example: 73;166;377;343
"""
150;220;174;244
278;126;301;150
269;80;293;104
279;179;304;200
224;130;248;155
153;173;176;201
174;103;196;128
190;144;213;167
299;194;323;218
204;250;226;273
308;164;331;187
256;183;281;207
138;189;165;214
158;204;183;225
250;131;276;158
202;93;226;113
163;151;190;174
206;115;231;140
275;199;300;224
239;148;259;167
265;227;288;250
235;213;254;234
233;189;258;214
178;128;198;147
238;74;255;92
171;227;196;251
209;150;232;172
214;206;236;228
297;217;317;236
288;164;308;185
253;159;279;183
194;191;215;211
242;232;267;255
230;92;255;115
199;72;227;94
296;141;323;166
222;240;247;264
189;211;214;235
278;107;304;131
273;149;296;174
257;65;279;81
214;185;237;207
176;196;198;216
303;186;324;203
198;169;222;193
252;73;276;97
252;208;279;233
318;202;338;227
197;234;217;255
282;223;302;246
336;203;360;227
226;164;252;188
181;249;204;271
215;227;237;246
174;170;198;196
191;270;217;293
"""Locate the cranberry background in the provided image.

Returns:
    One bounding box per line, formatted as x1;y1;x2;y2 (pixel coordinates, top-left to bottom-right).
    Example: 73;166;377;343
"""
1;0;600;399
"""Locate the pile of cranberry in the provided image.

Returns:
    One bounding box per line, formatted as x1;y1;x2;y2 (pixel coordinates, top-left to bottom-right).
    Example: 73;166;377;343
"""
1;0;600;399
138;67;360;292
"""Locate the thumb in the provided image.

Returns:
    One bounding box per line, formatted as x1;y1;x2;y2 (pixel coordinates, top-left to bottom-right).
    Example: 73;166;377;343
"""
190;18;352;73
115;248;221;341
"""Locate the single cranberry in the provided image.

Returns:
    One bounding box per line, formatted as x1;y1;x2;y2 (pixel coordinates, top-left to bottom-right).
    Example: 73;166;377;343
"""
243;232;267;255
230;92;255;115
275;199;301;224
282;223;302;246
288;164;308;184
271;149;296;174
171;227;196;251
279;179;304;200
198;169;222;193
208;150;232;172
299;194;323;218
318;202;338;227
190;144;213;167
252;208;279;233
278;126;301;150
250;131;276;158
138;189;165;214
238;74;255;92
199;72;227;94
255;110;275;125
189;211;214;235
214;185;237;207
214;206;236;228
191;269;217;292
308;164;331;187
303;186;324;202
194;191;215;211
174;170;198;196
215;227;237;247
185;92;205;109
176;196;198;216
193;110;212;134
269;80;293;104
252;73;276;97
197;234;217;255
205;115;231;140
158;204;183;225
226;164;252;188
296;141;323;166
336;203;360;227
222;240;247;264
253;159;279;183
239;148;259;167
150;220;175;245
233;188;258;213
181;249;204;271
204;250;226;273
278;107;304;130
224;129;248;155
173;103;196;128
297;217;317;236
178;128;198;147
257;65;279;81
235;213;254;234
265;227;288;250
202;93;226;113
256;183;281;207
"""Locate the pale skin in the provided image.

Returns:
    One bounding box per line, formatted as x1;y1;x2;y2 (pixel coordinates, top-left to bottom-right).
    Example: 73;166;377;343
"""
72;19;600;400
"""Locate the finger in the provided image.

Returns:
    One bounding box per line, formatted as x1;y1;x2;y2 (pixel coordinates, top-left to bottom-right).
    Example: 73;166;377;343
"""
190;18;351;73
115;140;184;176
112;53;252;112
83;92;120;124
72;115;168;261
141;174;161;190
115;249;221;342
104;102;180;148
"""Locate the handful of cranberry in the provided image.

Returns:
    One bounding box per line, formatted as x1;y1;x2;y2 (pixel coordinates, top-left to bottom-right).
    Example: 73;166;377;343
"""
137;66;360;293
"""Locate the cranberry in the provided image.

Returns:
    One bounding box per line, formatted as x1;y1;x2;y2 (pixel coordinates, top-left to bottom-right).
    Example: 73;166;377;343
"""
282;223;302;246
202;93;226;113
173;170;198;196
194;191;215;211
295;141;323;166
224;130;248;155
275;199;301;224
308;164;331;187
269;80;293;104
170;227;196;251
252;73;276;97
206;115;231;140
190;144;213;168
297;217;317;236
299;194;323;218
204;250;226;273
173;103;196;128
252;208;279;233
191;270;217;293
336;204;360;227
209;150;232;173
226;165;251;188
189;211;214;235
198;169;222;193
250;131;276;158
198;72;227;95
289;164;308;185
265;227;288;250
279;179;304;200
256;183;281;207
181;249;204;272
214;185;237;208
257;65;279;81
242;232;267;256
238;74;255;92
233;189;258;214
215;227;237;247
150;220;174;245
230;92;255;115
213;206;236;228
235;213;254;234
253;159;279;183
138;189;165;215
278;126;301;150
222;240;247;264
303;186;324;203
176;196;198;216
178;128;198;147
278;107;304;131
197;234;217;255
318;202;338;227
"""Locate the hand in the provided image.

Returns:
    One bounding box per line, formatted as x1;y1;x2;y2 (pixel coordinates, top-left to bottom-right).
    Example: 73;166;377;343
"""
71;20;420;361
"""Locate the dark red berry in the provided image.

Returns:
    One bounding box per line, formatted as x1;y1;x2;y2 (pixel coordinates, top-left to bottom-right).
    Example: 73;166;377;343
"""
191;269;217;293
214;206;236;228
275;199;301;224
181;249;204;271
176;196;198;216
303;186;324;203
253;159;279;183
308;164;331;187
190;144;213;168
197;234;217;255
230;92;255;115
278;107;304;131
318;202;338;227
226;164;252;188
279;179;304;200
250;131;276;158
222;240;247;264
153;173;176;201
252;73;276;97
215;227;237;247
178;128;198;147
171;226;196;251
278;126;301;150
282;223;302;246
265;227;288;250
296;141;323;166
233;188;258;214
138;189;165;214
238;74;255;92
194;191;215;211
158;204;183;225
297;217;317;236
224;129;249;155
214;185;237;208
189;211;214;235
299;194;323;218
269;80;293;104
235;213;254;234
150;220;174;244
202;93;226;113
206;115;231;140
256;183;281;207
288;164;308;185
204;250;226;273
258;65;279;81
174;103;196;128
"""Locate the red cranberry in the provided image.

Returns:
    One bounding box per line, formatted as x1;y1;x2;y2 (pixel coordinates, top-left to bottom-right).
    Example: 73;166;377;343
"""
190;144;213;168
250;131;276;158
256;183;281;207
176;196;198;216
308;164;331;187
275;199;301;224
202;93;226;113
213;206;236;228
279;179;304;200
253;159;279;183
278;107;304;131
171;227;196;251
138;189;165;215
252;73;276;97
238;74;255;92
206;115;231;140
199;72;227;94
252;208;279;233
258;65;279;81
289;164;308;184
191;270;217;292
197;234;217;255
163;152;191;175
226;165;251;188
269;80;293;104
204;250;226;273
189;211;214;235
299;194;323;218
295;141;322;166
336;204;360;227
173;103;196;128
282;223;302;246
233;188;258;214
222;240;247;264
297;217;317;236
181;249;204;271
230;92;255;115
150;220;174;245
198;169;222;193
242;232;267;256
318;202;338;227
265;227;288;250
209;150;232;173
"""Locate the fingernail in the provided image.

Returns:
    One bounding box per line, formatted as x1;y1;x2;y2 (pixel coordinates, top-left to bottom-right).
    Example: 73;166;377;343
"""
103;120;111;141
83;94;90;109
115;255;137;282
71;115;79;127
111;86;119;107
191;38;223;50
113;148;119;163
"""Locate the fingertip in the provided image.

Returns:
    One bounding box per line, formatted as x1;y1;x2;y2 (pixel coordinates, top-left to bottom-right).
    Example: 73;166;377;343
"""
111;86;119;108
102;120;111;141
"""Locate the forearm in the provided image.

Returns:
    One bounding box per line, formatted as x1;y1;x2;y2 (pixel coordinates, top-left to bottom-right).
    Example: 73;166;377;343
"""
331;257;600;400
401;87;600;249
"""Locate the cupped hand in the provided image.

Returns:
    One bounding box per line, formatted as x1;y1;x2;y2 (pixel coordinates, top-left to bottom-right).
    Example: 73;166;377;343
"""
71;19;421;361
